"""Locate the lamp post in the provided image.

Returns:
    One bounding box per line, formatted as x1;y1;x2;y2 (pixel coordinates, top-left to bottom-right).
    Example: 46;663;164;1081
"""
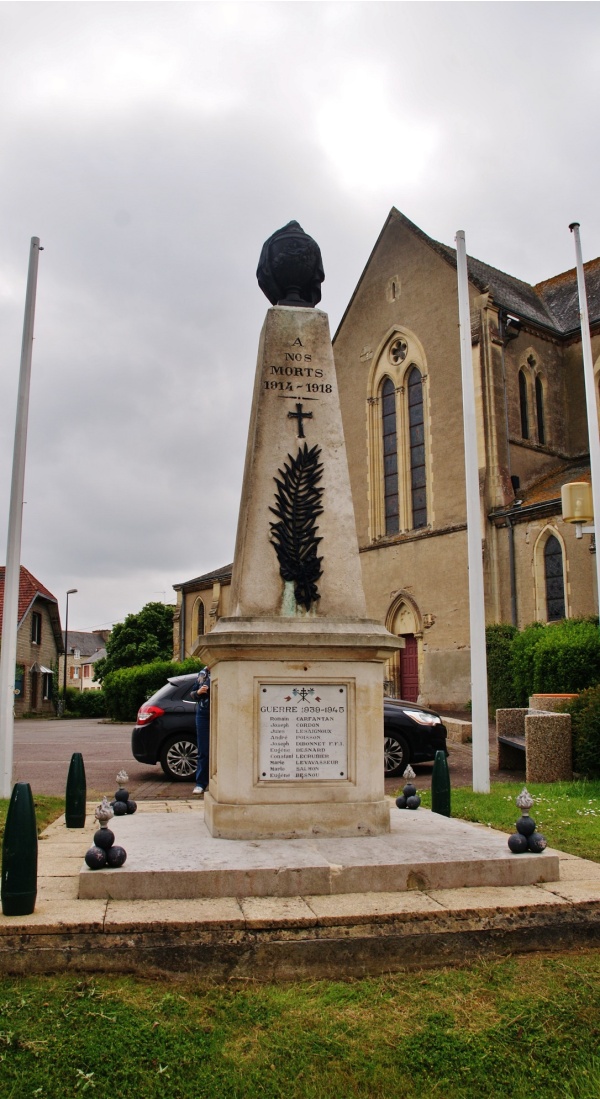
62;589;78;711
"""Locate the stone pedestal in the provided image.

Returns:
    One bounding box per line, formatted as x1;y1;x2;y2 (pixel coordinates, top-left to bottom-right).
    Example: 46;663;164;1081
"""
198;305;401;839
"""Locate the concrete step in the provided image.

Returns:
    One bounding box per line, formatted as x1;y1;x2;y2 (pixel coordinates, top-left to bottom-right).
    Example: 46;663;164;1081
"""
78;804;559;901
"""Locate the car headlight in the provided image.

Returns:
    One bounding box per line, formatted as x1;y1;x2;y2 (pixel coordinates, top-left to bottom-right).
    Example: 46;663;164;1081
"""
400;710;441;726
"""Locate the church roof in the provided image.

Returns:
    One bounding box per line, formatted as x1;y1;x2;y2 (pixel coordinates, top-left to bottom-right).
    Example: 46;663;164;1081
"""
334;208;600;339
173;563;233;591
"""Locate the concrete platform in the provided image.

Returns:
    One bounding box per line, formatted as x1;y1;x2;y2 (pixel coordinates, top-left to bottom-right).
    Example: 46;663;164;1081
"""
78;802;560;900
2;801;599;981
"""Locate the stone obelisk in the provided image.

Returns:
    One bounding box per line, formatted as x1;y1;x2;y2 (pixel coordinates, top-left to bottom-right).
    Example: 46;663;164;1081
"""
198;222;402;839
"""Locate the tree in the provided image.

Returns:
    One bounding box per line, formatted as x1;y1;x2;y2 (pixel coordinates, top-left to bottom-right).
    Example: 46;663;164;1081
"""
94;602;175;682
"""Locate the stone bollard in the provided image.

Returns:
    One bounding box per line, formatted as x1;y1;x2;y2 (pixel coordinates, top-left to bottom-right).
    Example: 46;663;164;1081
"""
431;749;451;817
1;782;38;915
65;751;87;828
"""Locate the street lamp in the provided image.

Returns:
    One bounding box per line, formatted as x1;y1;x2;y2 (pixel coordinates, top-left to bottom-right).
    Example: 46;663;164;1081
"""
61;589;78;712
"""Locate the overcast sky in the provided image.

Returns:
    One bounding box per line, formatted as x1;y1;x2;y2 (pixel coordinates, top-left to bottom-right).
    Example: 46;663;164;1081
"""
1;1;598;633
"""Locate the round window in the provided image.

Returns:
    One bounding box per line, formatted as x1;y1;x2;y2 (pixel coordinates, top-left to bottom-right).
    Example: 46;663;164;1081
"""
389;338;408;365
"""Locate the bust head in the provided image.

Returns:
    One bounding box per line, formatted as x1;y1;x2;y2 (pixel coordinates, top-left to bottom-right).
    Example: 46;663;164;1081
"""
257;221;325;308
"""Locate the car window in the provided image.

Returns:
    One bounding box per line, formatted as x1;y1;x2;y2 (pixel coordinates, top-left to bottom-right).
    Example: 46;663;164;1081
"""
144;682;182;706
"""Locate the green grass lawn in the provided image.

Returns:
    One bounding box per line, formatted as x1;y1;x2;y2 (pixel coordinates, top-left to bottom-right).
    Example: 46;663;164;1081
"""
0;795;64;846
1;788;600;1096
0;956;598;1099
418;780;600;861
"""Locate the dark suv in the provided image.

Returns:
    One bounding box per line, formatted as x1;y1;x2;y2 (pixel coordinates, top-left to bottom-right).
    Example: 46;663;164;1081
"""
131;673;447;781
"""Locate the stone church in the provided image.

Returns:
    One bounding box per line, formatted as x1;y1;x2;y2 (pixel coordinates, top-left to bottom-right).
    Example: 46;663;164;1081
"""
174;209;599;709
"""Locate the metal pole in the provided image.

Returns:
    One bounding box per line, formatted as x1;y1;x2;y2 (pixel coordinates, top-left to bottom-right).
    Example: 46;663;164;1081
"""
62;589;77;706
0;238;42;798
569;223;600;615
455;231;490;793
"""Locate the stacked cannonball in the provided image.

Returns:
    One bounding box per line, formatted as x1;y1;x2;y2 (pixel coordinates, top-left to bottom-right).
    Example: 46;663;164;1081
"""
395;765;421;811
508;787;547;854
111;770;137;817
84;797;127;870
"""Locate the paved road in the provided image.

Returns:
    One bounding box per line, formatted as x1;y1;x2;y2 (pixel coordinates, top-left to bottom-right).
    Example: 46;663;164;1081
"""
12;715;521;801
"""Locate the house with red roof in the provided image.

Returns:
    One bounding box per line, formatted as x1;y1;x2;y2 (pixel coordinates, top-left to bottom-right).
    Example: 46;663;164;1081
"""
0;566;63;713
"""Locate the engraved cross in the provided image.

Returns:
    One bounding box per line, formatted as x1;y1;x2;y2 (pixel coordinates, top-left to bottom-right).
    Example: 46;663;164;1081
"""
288;402;313;438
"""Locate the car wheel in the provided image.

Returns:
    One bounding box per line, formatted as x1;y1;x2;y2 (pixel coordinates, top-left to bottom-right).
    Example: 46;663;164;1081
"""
384;732;410;777
159;734;198;781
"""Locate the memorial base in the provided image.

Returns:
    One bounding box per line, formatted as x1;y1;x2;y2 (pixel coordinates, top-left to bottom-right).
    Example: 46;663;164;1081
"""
198;617;401;841
203;793;390;841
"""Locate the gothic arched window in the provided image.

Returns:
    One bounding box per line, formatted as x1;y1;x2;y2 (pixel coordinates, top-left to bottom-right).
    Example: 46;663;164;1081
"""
197;599;205;637
381;377;399;535
544;535;565;621
519;370;529;439
535;375;545;445
407;366;427;529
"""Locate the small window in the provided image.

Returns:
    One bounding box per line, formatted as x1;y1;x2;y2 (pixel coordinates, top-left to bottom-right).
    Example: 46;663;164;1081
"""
31;612;42;645
70;665;80;680
519;370;529;439
381;378;399;535
42;672;53;701
197;600;205;637
535;375;545;445
544;535;565;621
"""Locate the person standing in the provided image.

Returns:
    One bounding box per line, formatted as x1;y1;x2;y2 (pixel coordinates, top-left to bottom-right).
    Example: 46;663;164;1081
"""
192;667;210;795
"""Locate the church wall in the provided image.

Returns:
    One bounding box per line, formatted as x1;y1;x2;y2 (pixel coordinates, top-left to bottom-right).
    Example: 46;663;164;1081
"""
334;214;476;544
508;516;596;626
360;528;472;709
563;335;600;451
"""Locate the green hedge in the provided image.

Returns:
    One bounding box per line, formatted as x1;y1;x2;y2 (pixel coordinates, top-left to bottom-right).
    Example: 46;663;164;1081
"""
532;620;600;694
64;687;107;718
486;623;518;711
510;621;546;705
102;658;202;722
487;618;600;709
563;684;600;778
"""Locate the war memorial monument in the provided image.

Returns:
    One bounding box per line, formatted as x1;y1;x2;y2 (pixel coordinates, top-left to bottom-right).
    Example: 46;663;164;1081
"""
79;225;559;902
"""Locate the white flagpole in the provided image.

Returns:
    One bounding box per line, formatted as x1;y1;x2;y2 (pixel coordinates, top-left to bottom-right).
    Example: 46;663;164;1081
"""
569;223;600;614
455;230;490;793
0;237;43;798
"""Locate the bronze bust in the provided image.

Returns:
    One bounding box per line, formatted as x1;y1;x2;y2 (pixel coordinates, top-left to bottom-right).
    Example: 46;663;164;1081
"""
257;221;325;308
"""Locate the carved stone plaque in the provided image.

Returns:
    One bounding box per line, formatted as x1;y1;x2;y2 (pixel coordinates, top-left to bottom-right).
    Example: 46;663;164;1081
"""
259;683;348;781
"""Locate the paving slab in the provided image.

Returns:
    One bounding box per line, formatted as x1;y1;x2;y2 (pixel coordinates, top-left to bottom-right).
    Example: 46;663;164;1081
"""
305;890;445;924
426;884;565;911
239;896;318;928
78;803;560;900
538;880;600;903
104;897;245;931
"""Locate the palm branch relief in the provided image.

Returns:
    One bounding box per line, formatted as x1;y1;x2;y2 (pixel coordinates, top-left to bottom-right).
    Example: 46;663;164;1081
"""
269;443;324;610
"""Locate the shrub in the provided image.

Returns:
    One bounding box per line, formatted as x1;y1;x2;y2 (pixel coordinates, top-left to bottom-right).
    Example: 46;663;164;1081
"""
533;620;600;694
510;621;546;705
486;623;518;711
65;688;107;718
102;658;202;722
564;684;600;778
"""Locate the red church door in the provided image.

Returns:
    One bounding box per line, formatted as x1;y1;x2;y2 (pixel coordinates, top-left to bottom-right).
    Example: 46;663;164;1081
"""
400;635;419;702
